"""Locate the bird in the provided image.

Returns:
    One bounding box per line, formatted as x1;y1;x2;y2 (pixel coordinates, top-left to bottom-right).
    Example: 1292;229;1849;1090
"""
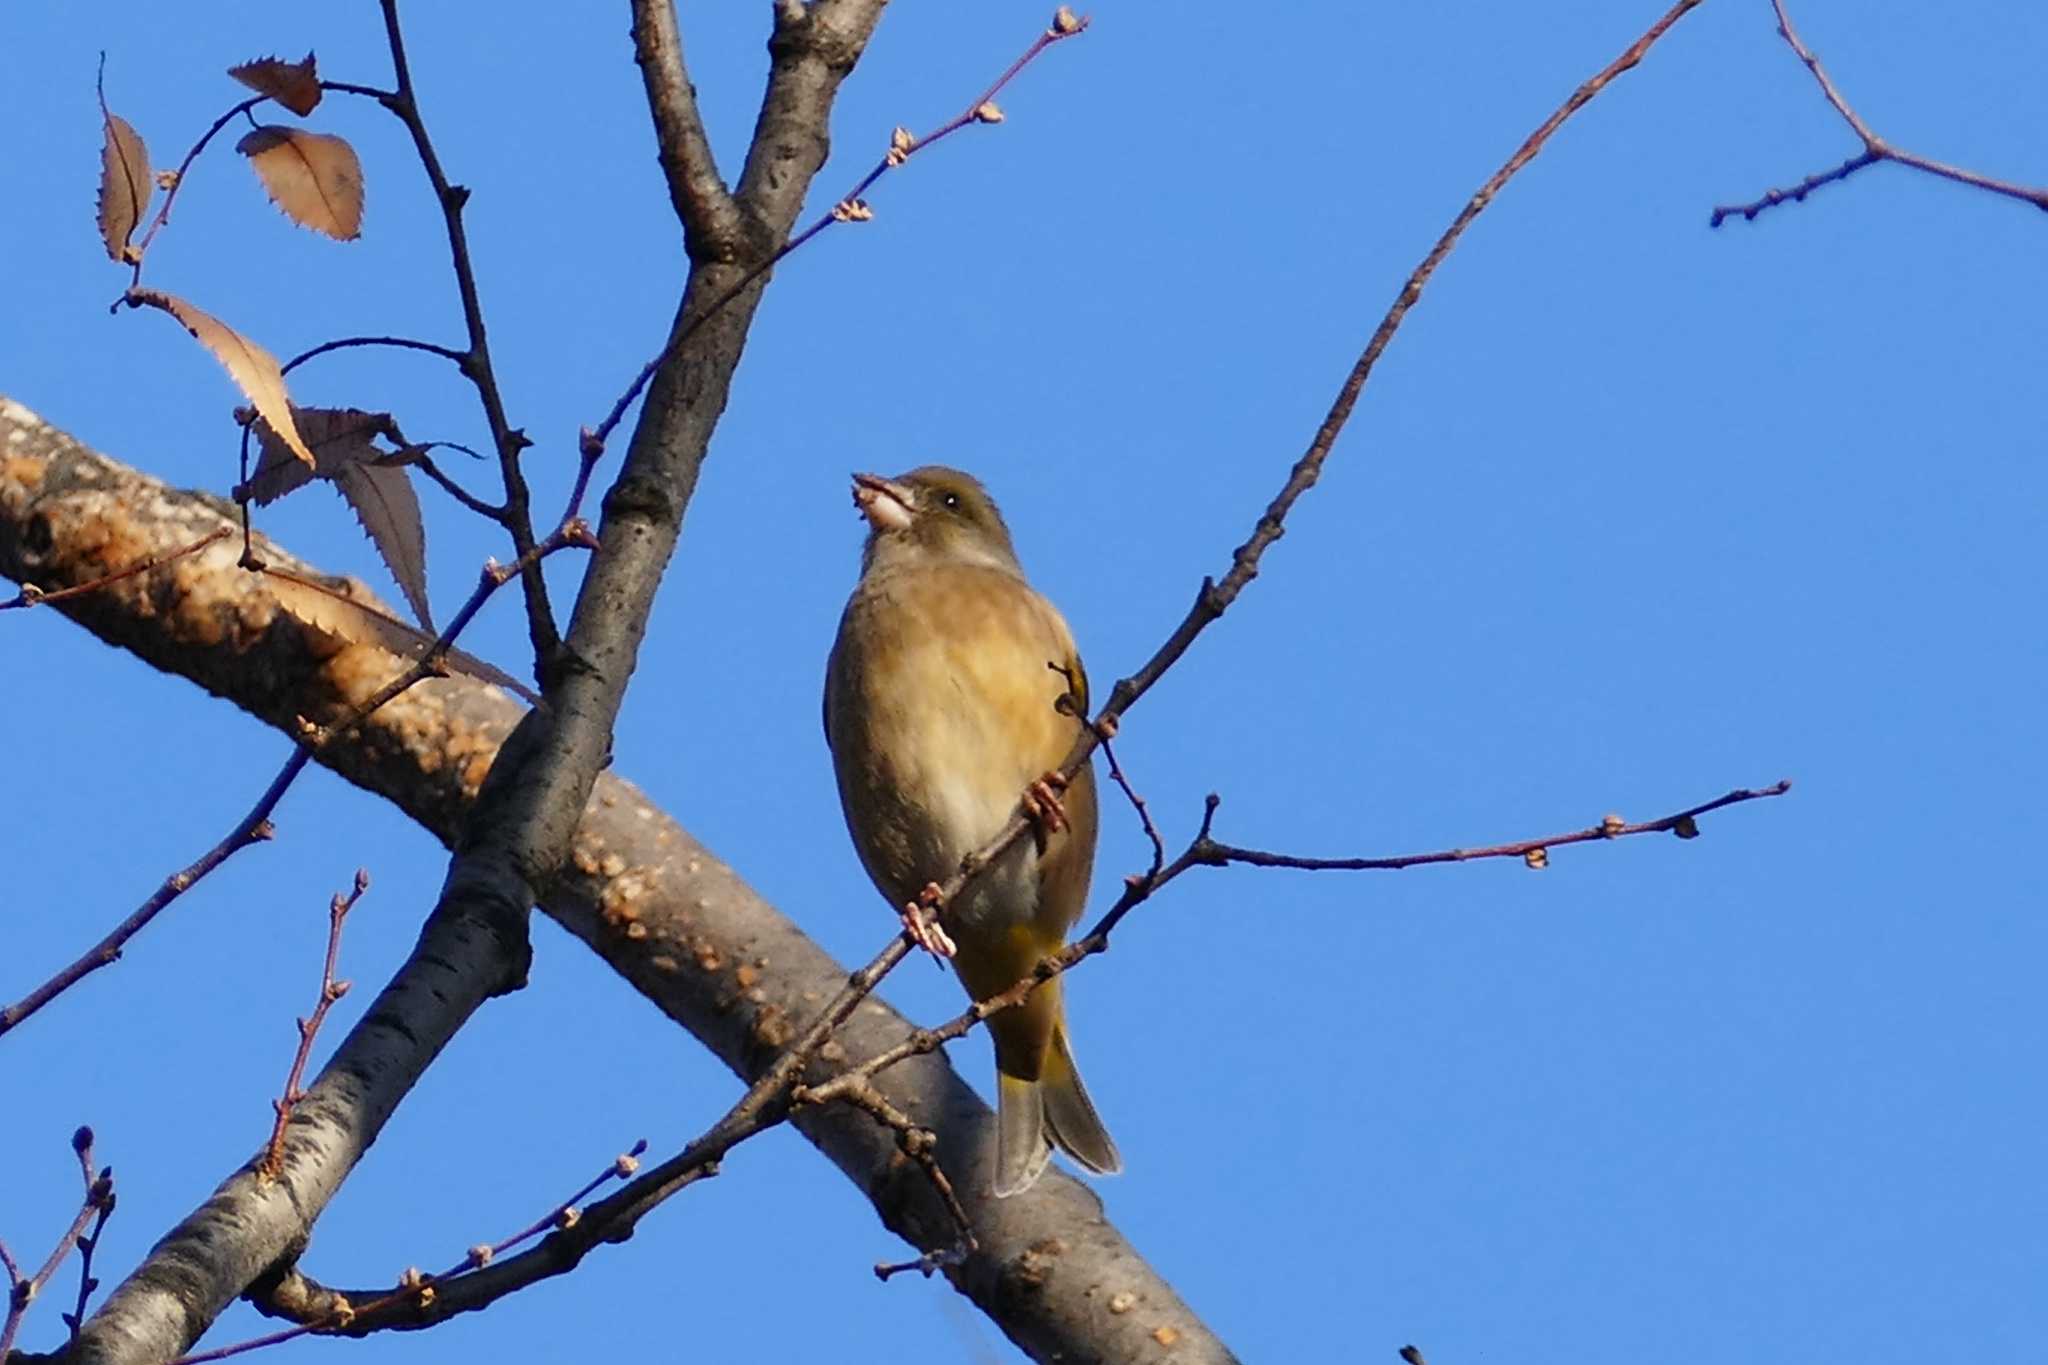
824;466;1121;1198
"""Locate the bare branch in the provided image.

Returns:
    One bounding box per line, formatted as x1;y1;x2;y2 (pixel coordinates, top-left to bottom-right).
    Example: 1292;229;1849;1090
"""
279;335;468;374
260;873;368;1179
1712;0;2048;225
124;97;265;286
0;520;592;1042
579;11;1087;474
1;1130;115;1361
0;750;293;1041
793;1077;977;1277
805;776;1789;1110
233;1141;649;1345
0;528;228;613
629;0;743;257
367;0;557;671
1192;780;1793;874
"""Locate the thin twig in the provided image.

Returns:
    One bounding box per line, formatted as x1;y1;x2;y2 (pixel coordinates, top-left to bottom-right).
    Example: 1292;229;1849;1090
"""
370;0;557;671
1712;0;2048;225
1096;722;1164;883
236;1140;652;1343
125;95;264;285
803;777;1789;1104
0;523;594;1040
411;453;509;522
0;1130;115;1360
261;872;369;1179
60;1190;115;1346
1;527;229;612
435;1139;650;1280
1195;780;1792;873
279;335;469;375
578;10;1090;467
792;1077;977;1268
0;754;297;1040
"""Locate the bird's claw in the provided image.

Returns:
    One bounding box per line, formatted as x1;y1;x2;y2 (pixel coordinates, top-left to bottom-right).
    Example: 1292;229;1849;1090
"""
1021;772;1070;837
901;884;956;961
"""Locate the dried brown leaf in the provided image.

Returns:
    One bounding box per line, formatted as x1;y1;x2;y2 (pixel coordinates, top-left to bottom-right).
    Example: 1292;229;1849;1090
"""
228;53;322;117
95;80;152;262
262;569;536;704
335;462;433;630
237;126;363;240
233;405;433;627
237;406;402;505
127;289;315;466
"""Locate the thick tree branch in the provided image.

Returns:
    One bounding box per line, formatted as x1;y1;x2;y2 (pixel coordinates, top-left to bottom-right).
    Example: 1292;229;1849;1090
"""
630;0;744;258
1711;0;2048;225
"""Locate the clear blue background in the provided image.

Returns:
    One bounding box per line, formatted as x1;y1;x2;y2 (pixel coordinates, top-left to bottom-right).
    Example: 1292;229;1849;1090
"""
4;2;2043;1360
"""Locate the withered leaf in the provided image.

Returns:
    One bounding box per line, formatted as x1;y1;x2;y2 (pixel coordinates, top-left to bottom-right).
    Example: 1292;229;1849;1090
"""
236;126;363;240
262;569;537;705
96;82;152;262
228;53;322;117
234;405;434;629
237;406;402;505
335;462;433;631
127;289;315;466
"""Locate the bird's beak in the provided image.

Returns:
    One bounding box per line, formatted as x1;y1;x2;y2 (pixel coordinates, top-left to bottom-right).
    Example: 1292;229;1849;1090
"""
851;472;915;532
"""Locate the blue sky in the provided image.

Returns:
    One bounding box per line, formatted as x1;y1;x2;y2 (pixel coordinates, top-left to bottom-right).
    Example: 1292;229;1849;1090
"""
5;1;2045;1360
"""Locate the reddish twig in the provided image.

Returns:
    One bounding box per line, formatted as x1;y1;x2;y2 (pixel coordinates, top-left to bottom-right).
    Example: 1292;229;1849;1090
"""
0;754;297;1040
231;1140;650;1349
1095;721;1164;883
261;872;369;1179
791;1076;977;1274
1193;779;1792;874
433;1139;650;1279
123;93;263;286
576;8;1090;473
0;523;596;1040
1;527;230;612
802;777;1790;1104
0;1128;115;1361
1712;0;2048;225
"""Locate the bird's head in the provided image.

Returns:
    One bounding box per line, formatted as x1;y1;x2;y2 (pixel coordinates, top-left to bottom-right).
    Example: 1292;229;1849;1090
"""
851;466;1022;575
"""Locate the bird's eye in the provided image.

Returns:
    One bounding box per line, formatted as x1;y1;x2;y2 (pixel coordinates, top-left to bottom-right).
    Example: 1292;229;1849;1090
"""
941;492;962;511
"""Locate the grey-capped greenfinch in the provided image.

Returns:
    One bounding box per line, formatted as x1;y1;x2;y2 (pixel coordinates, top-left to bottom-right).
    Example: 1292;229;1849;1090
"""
824;466;1120;1198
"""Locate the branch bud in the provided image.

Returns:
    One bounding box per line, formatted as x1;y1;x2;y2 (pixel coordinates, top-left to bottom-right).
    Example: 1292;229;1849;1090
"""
974;101;1005;124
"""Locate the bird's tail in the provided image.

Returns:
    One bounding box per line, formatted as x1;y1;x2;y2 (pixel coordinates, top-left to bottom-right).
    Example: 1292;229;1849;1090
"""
993;1020;1121;1198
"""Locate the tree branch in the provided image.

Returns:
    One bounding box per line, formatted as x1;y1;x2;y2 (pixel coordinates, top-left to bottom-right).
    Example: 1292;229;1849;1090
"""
1711;0;2048;225
629;0;744;258
368;0;557;669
